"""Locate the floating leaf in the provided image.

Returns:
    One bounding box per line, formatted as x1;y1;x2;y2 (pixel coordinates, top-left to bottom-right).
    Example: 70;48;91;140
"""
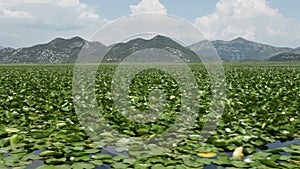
182;157;202;167
196;152;217;158
231;160;248;168
5;128;20;133
71;163;94;169
10;134;23;145
39;151;62;157
213;155;231;165
36;165;54;169
259;159;278;168
46;158;66;164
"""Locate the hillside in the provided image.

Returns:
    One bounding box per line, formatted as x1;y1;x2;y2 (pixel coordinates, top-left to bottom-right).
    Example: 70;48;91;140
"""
268;52;300;61
190;37;295;61
0;36;200;64
0;37;105;64
103;35;200;62
0;36;299;63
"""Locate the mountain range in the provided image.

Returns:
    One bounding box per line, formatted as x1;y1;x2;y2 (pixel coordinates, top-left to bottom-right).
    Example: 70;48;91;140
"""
0;37;105;64
103;35;200;62
0;36;299;64
268;52;300;61
192;37;299;61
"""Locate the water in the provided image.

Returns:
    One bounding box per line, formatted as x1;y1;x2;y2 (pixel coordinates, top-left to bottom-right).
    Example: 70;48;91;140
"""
263;139;300;151
1;138;299;168
95;138;300;169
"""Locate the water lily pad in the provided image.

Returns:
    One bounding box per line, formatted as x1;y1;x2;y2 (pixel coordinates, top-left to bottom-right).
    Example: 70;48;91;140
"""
91;154;112;160
73;155;90;162
45;158;66;164
112;162;128;169
196;152;217;158
182;157;202;167
174;165;186;169
278;155;292;161
1;63;300;168
53;165;71;169
259;159;278;168
10;134;23;145
290;144;300;150
249;161;263;168
123;158;136;165
67;133;84;142
136;128;149;135
129;145;145;151
151;164;167;169
39;151;62;157
5;128;20;133
231;160;248;168
134;163;151;169
280;162;299;169
213;155;231;165
196;158;212;165
36;165;55;169
71;163;94;169
253;139;265;146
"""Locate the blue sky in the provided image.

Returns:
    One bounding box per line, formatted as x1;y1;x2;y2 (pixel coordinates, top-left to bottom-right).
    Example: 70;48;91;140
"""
83;0;300;23
81;0;220;22
0;0;299;48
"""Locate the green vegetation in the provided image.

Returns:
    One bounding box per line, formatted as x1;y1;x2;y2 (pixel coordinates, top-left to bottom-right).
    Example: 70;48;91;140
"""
0;63;299;168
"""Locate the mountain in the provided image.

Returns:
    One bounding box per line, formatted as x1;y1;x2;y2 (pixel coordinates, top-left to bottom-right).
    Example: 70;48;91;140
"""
0;37;105;64
0;36;300;63
190;37;296;61
0;46;3;50
293;47;300;54
0;36;200;64
103;35;200;62
268;52;300;61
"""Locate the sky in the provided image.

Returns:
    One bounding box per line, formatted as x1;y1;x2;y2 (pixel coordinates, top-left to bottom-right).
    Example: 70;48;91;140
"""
0;0;299;48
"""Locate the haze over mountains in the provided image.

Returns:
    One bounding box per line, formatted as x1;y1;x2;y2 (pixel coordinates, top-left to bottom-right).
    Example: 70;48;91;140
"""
104;35;200;62
268;52;300;62
192;38;299;61
0;36;299;64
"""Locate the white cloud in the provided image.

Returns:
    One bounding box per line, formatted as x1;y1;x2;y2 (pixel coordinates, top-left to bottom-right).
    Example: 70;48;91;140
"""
195;0;300;47
2;0;52;4
130;0;167;14
0;0;107;47
1;8;33;19
0;0;105;30
79;11;99;20
92;14;206;46
115;1;206;47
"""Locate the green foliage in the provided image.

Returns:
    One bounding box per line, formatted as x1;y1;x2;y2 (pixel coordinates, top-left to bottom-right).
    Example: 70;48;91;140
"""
0;63;299;168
